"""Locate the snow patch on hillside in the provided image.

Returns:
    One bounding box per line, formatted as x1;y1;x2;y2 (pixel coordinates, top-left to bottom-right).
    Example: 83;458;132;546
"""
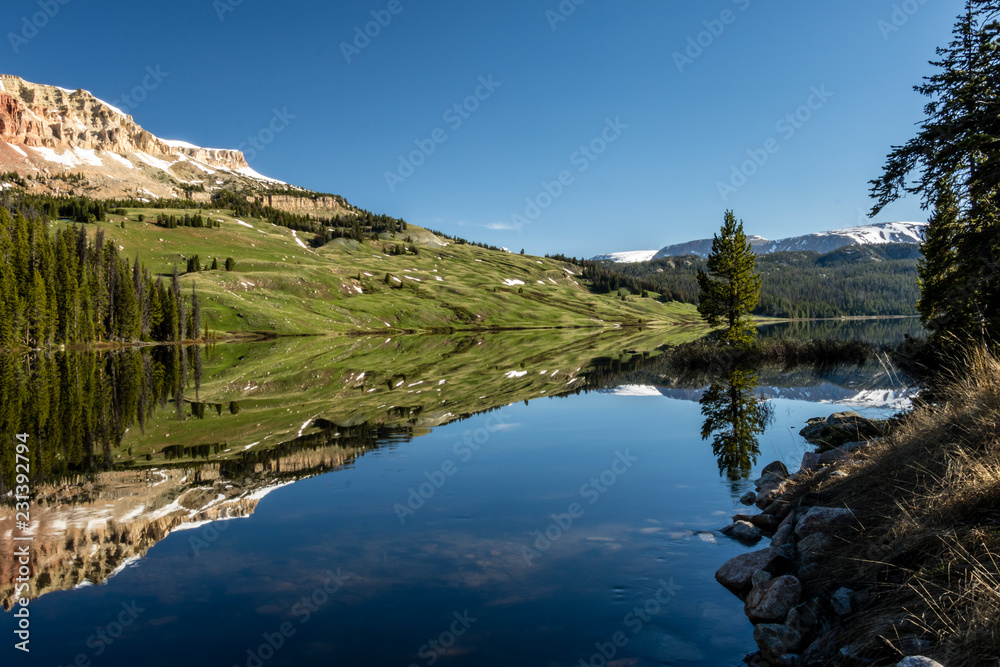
133;151;175;172
104;151;135;169
30;146;82;168
237;165;286;185
71;146;103;167
162;139;200;150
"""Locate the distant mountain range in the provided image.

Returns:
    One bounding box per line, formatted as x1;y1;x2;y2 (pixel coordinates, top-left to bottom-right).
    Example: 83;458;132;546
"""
592;222;927;263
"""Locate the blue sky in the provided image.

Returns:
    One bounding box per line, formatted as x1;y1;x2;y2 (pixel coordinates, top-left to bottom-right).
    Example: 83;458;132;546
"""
3;0;961;256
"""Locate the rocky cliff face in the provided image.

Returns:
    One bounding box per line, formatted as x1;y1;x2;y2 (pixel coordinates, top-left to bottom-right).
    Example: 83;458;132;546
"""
0;75;246;169
256;194;350;217
0;74;351;215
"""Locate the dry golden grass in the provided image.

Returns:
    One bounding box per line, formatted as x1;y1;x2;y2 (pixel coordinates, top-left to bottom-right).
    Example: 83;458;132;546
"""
784;346;1000;665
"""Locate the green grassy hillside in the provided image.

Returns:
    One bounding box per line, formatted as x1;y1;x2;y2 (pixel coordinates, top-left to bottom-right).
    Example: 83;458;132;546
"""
60;207;703;336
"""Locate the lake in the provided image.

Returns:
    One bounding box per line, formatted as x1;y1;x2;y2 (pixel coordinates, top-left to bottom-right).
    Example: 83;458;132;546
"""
0;323;915;666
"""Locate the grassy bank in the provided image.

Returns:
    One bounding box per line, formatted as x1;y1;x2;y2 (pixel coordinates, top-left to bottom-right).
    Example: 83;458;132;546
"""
56;209;704;336
780;347;1000;665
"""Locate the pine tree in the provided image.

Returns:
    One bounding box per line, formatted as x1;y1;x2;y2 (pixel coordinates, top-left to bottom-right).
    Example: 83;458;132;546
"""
917;180;962;334
25;269;50;347
115;257;140;341
158;279;177;341
870;1;1000;342
190;283;201;341
149;278;164;338
696;211;762;345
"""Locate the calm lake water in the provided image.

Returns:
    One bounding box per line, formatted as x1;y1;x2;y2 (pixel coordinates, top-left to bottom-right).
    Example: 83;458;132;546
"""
0;323;915;667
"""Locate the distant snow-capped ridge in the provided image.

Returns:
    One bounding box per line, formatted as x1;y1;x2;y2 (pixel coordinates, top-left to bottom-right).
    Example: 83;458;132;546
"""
590;250;659;263
751;221;927;256
591;222;927;262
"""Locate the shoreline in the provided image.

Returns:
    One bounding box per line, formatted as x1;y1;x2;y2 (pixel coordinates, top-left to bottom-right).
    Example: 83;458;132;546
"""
0;312;924;354
715;393;988;666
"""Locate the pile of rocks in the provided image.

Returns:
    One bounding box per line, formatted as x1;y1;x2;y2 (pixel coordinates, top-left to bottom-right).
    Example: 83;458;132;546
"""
715;414;944;667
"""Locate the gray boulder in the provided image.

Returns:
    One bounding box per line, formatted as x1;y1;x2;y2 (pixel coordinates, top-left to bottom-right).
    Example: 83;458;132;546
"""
800;451;822;472
797;532;836;567
771;510;797;549
721;520;762;545
831;587;853;616
754;624;803;661
740;491;758;506
795;507;856;539
800;412;885;447
762;460;790;478
756;479;789;510
716;548;772;595
746;575;802;624
786;598;825;638
818;447;851;466
897;658;944;667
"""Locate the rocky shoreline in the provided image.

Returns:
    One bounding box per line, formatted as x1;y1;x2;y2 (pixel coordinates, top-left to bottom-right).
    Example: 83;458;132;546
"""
716;412;944;667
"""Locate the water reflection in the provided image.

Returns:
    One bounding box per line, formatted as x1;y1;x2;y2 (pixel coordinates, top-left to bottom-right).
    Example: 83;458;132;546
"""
699;368;774;480
0;329;684;610
757;317;925;345
0;324;912;620
0;346;203;489
0;324;920;667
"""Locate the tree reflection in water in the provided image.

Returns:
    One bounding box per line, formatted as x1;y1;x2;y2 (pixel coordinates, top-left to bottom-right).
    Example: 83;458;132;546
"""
699;367;774;480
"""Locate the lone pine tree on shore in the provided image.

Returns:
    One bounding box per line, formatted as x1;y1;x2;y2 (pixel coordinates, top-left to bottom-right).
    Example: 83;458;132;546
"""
697;210;762;345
